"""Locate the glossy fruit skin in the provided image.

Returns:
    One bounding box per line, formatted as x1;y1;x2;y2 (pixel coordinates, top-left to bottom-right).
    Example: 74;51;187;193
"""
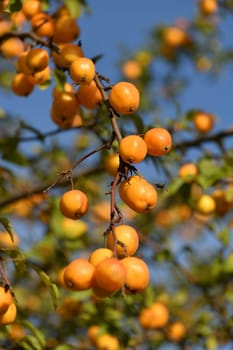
63;258;95;291
144;127;172;156
93;257;126;293
104;153;120;176
193;112;214;133
119;135;147;164
96;333;120;350
0;37;25;58
59;189;89;219
53;15;80;43
107;225;139;257
0;303;17;325
26;48;49;73
11;73;34;96
139;302;169;329
59;44;84;68
52;91;79;119
22;0;41;19
196;194;216;215
31;13;55;38
121;256;150;293
0;286;13;315
166;321;186;342
119;175;158;213
69;57;96;85
109;82;140;114
89;248;114;266
76;80;102;109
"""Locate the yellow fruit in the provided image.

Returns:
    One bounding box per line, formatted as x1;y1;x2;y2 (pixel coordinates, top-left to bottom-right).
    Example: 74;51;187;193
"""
196;194;216;215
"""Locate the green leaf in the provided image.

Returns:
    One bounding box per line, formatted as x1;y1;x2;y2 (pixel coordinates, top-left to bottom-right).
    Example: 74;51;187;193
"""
38;270;60;309
19;321;46;348
64;0;83;18
217;227;231;246
222;252;233;274
0;217;15;242
18;335;43;350
53;69;67;91
5;0;22;13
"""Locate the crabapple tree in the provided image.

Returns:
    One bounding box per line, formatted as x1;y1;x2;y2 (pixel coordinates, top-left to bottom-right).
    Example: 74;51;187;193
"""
0;0;233;349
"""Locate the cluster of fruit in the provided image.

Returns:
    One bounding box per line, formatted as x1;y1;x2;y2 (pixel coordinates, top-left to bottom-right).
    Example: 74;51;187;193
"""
0;285;17;326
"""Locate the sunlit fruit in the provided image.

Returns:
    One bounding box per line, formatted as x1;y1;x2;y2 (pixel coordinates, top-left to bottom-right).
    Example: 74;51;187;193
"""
199;0;218;15
163;26;190;48
16;51;33;75
193;111;214;133
87;325;102;346
11;72;35;96
0;286;13;315
0;302;17;325
107;224;139;257
104;153;120;176
28;65;51;85
178;163;198;181
93;257;126;293
69;57;96;85
31;12;55;37
119;135;147;164
196;194;216;215
52;90;79;119
59;43;84;68
63;258;95;291
0;231;19;249
144;127;172;156
109;81;140;114
22;0;41;19
92;280;114;299
121;256;150;293
76;80;102;109
89;248;114;266
96;333;120;350
59;189;89;219
53;15;80;43
166;321;186;342
119;175;158;213
121;59;142;80
61;217;88;239
25;47;49;73
139;302;169;329
0;37;25;58
0;19;12;36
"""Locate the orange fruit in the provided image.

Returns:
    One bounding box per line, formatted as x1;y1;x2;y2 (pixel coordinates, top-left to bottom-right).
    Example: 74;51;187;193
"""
63;258;95;291
52;90;79;119
119;135;147;164
1;37;25;58
94;257;126;293
69;57;96;85
89;248;114;266
58;43;84;68
11;72;34;96
107;224;139;257
59;189;89;219
199;0;218;15
178;163;198;181
109;81;140;114
31;12;55;37
104;153;120;177
96;333;120;350
0;19;12;36
0;286;13;315
26;47;49;73
0;302;17;325
122;59;142;80
163;27;190;48
196;194;216;215
53;15;80;43
16;51;33;75
76;80;103;109
87;325;102;345
144;127;172;156
119;175;158;214
139;302;169;328
92;280;114;299
193;111;214;133
22;0;41;19
121;256;150;294
0;231;19;249
166;321;186;342
28;65;51;85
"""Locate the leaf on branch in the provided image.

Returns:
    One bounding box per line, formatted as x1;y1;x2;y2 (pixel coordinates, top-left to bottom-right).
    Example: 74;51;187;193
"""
18;334;44;350
38;269;59;310
0;217;15;242
18;320;46;348
53;69;67;91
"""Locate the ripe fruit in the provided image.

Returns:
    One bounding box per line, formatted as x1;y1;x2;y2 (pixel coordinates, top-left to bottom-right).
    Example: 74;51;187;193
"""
63;258;95;291
0;231;19;249
11;72;35;96
0;37;25;58
69;57;96;85
87;325;102;345
178;163;198;181
61;218;88;239
199;0;218;15
31;12;55;38
96;333;120;350
119;175;158;213
0;287;13;315
107;225;139;257
104;153;120;176
59;43;84;68
121;256;150;293
109;81;140;114
163;26;190;48
0;302;17;325
166;321;186;342
193;111;214;133
52;90;79;119
196;194;216;215
53;15;80;43
22;0;41;19
59;189;89;219
144;127;172;156
89;248;114;266
212;189;233;215
76;80;103;109
139;302;169;329
119;135;147;164
26;47;49;73
122;59;142;80
93;257;126;293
